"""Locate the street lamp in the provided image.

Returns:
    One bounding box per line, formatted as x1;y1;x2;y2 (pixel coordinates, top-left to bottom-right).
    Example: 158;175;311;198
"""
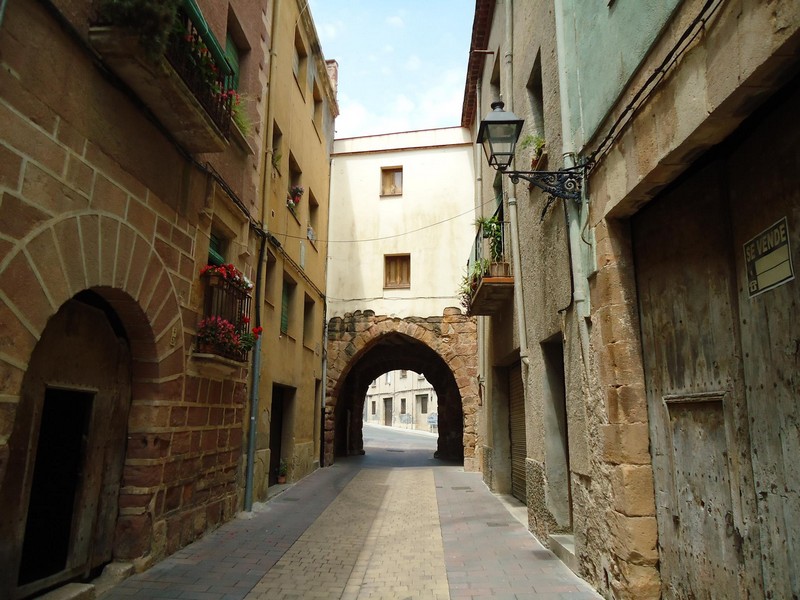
477;101;585;201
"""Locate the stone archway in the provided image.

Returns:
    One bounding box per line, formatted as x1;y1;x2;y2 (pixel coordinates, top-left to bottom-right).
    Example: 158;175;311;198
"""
325;308;479;470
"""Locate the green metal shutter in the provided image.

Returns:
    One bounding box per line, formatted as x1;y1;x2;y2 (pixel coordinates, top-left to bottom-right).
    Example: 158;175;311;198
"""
208;233;224;265
225;33;240;89
281;283;289;334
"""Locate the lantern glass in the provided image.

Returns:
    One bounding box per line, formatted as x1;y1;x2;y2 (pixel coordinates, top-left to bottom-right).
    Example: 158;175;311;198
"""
477;102;524;172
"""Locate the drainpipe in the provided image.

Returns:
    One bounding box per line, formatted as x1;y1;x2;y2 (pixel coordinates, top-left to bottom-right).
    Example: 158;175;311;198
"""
474;79;489;424
244;0;280;512
554;0;592;374
502;0;531;376
0;0;8;29
244;234;266;511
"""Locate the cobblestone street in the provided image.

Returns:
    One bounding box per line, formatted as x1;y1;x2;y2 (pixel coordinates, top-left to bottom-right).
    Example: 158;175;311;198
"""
103;426;599;600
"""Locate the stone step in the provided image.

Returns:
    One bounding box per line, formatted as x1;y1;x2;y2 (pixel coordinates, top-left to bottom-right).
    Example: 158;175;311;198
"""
549;533;579;575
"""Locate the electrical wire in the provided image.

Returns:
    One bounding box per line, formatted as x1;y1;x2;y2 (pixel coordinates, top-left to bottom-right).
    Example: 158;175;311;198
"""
271;196;498;245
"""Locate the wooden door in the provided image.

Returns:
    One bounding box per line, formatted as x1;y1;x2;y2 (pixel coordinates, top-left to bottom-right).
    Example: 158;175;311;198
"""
509;363;527;504
725;76;800;599
383;398;393;426
634;163;759;599
0;298;131;599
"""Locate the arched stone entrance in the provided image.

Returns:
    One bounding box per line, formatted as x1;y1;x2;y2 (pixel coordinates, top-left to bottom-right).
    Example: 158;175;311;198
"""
326;309;479;470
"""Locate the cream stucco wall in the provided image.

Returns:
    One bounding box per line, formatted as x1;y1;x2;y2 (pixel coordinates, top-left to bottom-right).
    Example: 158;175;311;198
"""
327;128;476;319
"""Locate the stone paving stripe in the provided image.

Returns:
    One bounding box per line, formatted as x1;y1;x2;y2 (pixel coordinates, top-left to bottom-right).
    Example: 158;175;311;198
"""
435;467;602;599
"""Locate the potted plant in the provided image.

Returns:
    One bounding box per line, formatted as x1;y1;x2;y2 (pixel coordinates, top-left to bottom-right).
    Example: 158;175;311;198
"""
199;263;254;292
238;325;263;352
287;185;304;209
518;134;547;170
277;458;288;484
457;259;489;314
94;0;181;61
196;315;238;355
476;216;510;277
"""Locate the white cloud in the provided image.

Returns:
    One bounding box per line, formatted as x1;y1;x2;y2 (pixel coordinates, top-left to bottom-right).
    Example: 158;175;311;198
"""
393;95;415;114
404;55;421;71
317;21;343;42
386;15;404;28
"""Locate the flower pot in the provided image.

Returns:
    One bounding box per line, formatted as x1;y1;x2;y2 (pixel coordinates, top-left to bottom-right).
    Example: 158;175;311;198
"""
277;475;286;484
206;274;223;287
489;262;510;277
196;341;216;354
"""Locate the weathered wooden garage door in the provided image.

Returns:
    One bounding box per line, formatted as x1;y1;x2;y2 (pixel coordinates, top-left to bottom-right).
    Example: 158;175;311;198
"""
633;76;799;599
509;363;527;503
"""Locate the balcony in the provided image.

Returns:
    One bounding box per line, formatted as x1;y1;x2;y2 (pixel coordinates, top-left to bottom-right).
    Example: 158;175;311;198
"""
462;205;514;316
195;266;254;363
89;3;233;153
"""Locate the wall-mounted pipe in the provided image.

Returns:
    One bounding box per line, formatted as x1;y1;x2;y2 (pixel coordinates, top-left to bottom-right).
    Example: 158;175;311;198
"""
501;0;531;375
555;0;592;375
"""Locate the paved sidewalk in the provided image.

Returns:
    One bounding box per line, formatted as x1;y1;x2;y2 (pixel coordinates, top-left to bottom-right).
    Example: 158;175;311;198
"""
103;435;601;600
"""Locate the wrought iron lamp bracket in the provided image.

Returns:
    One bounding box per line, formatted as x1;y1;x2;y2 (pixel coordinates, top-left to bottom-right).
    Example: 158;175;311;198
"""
504;164;586;201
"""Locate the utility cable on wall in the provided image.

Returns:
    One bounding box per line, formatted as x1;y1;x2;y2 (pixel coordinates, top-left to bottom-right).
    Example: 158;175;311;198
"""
585;0;725;170
271;196;499;245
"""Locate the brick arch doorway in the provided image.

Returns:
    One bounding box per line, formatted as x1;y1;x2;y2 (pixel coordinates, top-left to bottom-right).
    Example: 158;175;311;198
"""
325;311;479;469
0;291;134;599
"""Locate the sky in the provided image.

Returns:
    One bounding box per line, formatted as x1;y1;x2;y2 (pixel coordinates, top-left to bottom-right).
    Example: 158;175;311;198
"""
307;0;475;139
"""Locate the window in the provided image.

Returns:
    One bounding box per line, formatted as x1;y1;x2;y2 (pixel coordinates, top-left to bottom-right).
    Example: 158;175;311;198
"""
526;53;545;149
312;80;323;133
381;167;403;196
384;254;410;289
308;190;319;245
264;251;277;307
400;398;406;414
385;372;391;384
400;370;407;378
271;123;283;173
288;154;302;216
417;394;428;414
281;277;296;335
293;27;307;94
303;294;315;346
371;401;376;415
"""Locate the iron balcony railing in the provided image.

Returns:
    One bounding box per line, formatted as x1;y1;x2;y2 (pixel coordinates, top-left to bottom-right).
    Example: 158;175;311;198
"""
93;1;234;138
201;277;252;362
166;6;233;138
467;203;513;281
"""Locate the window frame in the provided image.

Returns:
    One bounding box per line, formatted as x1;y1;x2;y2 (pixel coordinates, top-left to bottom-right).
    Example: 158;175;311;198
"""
384;254;411;289
380;166;403;196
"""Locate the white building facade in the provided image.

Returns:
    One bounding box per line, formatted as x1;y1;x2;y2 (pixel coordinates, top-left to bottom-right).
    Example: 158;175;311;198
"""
324;127;480;466
327;128;476;319
363;370;439;432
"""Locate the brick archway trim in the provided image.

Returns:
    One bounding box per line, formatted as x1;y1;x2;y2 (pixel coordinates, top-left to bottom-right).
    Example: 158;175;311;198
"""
0;211;184;383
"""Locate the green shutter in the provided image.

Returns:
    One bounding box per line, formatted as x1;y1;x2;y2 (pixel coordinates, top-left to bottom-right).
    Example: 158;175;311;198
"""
208;234;224;265
281;283;289;334
225;34;240;90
